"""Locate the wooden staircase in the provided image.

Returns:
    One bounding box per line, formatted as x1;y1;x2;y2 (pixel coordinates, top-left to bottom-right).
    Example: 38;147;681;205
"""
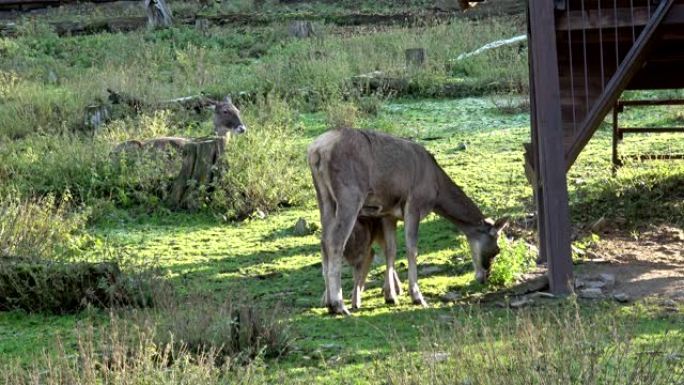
526;0;684;181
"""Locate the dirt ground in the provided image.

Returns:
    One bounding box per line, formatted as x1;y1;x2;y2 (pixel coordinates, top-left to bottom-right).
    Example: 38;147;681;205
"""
577;225;684;302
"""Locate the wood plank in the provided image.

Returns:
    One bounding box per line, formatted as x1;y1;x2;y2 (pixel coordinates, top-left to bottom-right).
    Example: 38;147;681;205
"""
619;99;684;106
528;0;574;295
556;4;684;30
565;0;676;169
619;127;684;133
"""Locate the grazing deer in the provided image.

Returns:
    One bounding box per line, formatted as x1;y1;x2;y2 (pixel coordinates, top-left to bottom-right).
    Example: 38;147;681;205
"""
308;128;508;315
113;96;246;156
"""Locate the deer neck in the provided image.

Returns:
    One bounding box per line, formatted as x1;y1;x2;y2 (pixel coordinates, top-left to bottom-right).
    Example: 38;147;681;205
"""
434;171;485;236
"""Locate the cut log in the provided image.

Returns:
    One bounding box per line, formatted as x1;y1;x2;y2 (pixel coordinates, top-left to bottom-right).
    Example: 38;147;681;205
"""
168;137;225;209
195;17;210;35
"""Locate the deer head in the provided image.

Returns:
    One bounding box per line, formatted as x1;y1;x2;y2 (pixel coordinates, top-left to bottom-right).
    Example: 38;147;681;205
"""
468;217;510;283
209;96;246;137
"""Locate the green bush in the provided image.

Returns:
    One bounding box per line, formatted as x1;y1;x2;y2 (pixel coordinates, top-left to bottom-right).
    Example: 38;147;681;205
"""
0;194;89;259
212;117;308;219
0;258;157;314
487;238;535;287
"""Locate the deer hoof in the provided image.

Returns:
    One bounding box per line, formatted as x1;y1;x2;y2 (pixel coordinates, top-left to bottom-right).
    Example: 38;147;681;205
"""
412;297;428;307
384;296;399;305
327;302;351;316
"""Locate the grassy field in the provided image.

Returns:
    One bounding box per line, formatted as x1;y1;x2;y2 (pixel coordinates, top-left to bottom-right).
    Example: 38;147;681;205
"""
1;4;683;384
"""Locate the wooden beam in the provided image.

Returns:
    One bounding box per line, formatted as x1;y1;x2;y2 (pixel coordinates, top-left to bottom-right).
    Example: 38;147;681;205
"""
565;0;675;169
556;4;684;30
528;0;574;295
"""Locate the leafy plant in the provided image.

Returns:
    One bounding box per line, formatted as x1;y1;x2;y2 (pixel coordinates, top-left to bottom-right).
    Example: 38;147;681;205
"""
487;238;536;287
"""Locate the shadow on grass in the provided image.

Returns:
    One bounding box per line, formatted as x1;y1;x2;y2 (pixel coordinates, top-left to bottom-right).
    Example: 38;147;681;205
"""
571;171;684;229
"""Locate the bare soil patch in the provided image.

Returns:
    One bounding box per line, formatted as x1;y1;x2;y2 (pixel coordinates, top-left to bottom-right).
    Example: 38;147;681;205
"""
578;224;684;302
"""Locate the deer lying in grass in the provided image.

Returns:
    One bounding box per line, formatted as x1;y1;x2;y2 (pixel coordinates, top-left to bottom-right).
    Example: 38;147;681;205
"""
112;96;246;156
308;128;508;315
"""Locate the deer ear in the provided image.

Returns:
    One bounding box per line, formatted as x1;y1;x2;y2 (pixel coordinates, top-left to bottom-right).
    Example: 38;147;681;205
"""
489;217;510;236
204;96;218;107
224;95;233;104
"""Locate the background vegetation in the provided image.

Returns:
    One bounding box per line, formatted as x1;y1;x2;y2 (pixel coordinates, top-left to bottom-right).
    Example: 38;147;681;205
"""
0;1;682;384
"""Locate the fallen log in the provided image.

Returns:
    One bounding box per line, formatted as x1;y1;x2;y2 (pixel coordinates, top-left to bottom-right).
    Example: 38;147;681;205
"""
0;0;128;12
0;4;524;38
106;88;214;113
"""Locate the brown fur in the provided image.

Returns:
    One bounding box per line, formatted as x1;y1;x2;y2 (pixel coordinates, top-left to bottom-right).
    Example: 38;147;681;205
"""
308;128;508;315
112;95;245;159
338;217;402;310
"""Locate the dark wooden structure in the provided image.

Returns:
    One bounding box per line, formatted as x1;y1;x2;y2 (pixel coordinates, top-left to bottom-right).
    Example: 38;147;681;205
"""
0;0;121;11
612;98;684;169
526;0;684;294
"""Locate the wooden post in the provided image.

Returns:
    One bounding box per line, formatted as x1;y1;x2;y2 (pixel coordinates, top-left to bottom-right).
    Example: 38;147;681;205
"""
405;48;426;68
83;103;111;131
527;0;573;295
288;21;315;38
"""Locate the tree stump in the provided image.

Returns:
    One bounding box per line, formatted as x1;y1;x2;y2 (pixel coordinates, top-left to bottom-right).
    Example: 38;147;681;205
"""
144;0;173;28
168;137;225;210
195;18;210;36
288;20;315;38
405;48;426;68
83;103;111;131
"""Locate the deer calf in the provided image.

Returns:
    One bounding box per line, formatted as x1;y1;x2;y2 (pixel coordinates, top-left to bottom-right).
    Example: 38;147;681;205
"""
326;216;402;310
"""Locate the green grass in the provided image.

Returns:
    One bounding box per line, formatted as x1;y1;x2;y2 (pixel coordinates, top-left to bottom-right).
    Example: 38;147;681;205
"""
1;7;683;383
2;98;682;381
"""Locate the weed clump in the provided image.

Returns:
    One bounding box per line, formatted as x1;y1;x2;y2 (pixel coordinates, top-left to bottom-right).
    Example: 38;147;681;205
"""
151;294;292;364
1;315;271;385
387;307;684;385
0;258;156;314
0;194;89;260
487;238;536;287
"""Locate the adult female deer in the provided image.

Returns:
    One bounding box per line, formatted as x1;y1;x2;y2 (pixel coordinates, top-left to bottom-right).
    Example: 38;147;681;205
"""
308;128;508;315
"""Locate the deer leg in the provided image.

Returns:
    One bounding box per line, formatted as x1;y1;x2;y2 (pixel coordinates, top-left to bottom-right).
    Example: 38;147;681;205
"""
312;176;333;309
381;218;399;305
323;190;364;316
393;268;403;296
351;262;362;310
351;248;374;310
404;209;427;307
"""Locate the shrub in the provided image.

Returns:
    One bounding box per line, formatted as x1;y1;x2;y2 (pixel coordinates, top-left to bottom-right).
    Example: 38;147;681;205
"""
151;294;292;364
1;315;270;385
0;257;160;314
325;100;359;129
487;238;535;287
0;194;89;260
212;118;308;219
